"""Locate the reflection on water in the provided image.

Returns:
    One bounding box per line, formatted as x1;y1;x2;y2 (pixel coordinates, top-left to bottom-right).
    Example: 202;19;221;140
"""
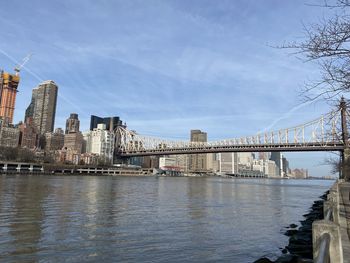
0;175;333;262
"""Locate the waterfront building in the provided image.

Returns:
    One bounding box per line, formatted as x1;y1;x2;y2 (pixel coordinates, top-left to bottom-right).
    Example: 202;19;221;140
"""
63;113;83;156
82;131;91;153
291;168;309;179
266;160;278;177
26;80;58;135
81;152;99;165
159;157;177;170
0;71;20;124
258;152;270;161
141;156;159;169
64;132;83;154
0;122;20;148
18;117;38;149
270;152;282;177
282;156;290;177
218;152;238;174
65;113;80;134
189;129;208;172
83;124;115;163
45;128;64;152
238;152;253;166
90;115;124;132
173;155;189;172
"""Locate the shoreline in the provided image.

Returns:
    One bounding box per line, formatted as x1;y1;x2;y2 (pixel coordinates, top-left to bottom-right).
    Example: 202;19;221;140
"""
254;192;328;263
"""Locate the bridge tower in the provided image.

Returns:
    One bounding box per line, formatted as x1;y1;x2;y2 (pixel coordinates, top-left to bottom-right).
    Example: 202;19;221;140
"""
340;97;350;181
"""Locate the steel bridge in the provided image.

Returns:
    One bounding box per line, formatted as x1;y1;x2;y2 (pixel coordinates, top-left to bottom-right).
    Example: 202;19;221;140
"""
115;99;350;157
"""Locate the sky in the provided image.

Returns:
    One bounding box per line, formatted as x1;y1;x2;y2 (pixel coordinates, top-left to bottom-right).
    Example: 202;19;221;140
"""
0;0;341;177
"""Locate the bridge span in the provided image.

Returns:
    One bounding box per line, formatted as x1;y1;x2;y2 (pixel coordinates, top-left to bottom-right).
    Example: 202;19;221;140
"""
117;143;345;157
115;99;350;158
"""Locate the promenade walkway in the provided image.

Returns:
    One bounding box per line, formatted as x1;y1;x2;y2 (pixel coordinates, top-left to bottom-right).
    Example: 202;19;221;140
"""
339;182;350;262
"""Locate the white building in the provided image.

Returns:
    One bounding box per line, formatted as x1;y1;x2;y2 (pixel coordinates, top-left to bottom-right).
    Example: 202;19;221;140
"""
83;124;115;162
238;152;253;166
218;152;238;174
159;157;177;170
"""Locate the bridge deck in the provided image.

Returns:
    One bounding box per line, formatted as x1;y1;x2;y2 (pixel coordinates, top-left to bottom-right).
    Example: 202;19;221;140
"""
118;142;344;157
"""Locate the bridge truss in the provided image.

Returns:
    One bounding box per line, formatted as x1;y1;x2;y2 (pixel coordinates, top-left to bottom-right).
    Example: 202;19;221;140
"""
115;106;349;157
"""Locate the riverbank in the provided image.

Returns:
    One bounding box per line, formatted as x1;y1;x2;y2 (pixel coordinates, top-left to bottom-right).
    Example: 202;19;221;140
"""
254;192;327;263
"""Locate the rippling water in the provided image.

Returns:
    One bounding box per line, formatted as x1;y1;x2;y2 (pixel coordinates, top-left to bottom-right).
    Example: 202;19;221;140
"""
0;175;333;262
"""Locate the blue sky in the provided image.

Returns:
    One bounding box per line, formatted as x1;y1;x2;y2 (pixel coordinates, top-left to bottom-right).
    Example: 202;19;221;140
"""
0;0;340;176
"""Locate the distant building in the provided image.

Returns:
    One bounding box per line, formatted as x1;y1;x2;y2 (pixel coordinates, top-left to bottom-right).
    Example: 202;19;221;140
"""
238;152;253;166
63;113;83;156
270;152;282;177
45;128;64;152
282;156;290;176
83;123;115;163
159;157;178;170
0;122;19;148
65;113;80;134
18;117;38;149
141;156;159;169
26;80;58;135
0;70;20;124
64;133;83;154
90;115;124;132
219;152;238;174
189;129;208;172
265;160;278;177
174;155;189;172
291;168;309;179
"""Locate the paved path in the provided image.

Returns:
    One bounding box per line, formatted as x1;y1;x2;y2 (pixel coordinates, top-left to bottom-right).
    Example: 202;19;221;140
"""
339;182;350;262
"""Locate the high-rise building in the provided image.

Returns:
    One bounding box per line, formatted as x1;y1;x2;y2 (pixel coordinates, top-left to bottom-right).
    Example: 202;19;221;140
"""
270;152;282;177
282;156;290;177
219;152;238;174
189;129;208;172
26;80;58;135
238;152;253;166
0;70;20;124
65;113;80;134
90;115;123;132
63;113;83;154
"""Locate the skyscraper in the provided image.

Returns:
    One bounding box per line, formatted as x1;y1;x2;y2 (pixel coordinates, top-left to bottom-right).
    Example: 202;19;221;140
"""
63;113;83;154
65;113;80;134
189;129;208;172
90;115;123;132
270;152;282;177
26;80;58;135
219;152;238;174
0;70;20;124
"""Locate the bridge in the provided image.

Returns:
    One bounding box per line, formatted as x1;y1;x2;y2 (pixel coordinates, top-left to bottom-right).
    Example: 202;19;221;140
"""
115;99;350;157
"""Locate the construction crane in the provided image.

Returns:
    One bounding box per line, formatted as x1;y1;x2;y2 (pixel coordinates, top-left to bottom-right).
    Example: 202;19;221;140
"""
14;53;32;76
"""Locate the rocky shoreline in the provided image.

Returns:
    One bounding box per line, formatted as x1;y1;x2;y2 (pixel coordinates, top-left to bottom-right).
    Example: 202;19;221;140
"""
254;192;328;263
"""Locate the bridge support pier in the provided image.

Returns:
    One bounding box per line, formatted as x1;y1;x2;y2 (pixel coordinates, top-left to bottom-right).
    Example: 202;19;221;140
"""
340;97;350;181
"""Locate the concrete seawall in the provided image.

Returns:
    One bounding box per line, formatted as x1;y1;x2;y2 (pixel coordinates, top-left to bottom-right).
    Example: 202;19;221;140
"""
312;180;350;263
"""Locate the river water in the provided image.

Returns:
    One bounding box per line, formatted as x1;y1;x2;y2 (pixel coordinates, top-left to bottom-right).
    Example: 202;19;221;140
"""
0;175;333;262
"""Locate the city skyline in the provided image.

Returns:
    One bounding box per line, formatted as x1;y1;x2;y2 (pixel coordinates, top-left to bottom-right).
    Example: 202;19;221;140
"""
0;0;338;176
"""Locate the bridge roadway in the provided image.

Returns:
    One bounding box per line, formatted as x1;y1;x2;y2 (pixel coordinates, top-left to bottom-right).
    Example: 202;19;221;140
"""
117;141;345;157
